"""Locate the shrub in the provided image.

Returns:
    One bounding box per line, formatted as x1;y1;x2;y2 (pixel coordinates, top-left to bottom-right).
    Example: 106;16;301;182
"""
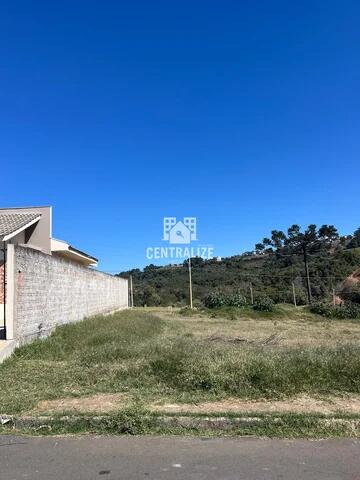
310;301;360;319
342;302;360;318
309;302;334;317
226;293;247;307
253;297;275;312
340;283;360;304
203;292;227;308
203;291;247;308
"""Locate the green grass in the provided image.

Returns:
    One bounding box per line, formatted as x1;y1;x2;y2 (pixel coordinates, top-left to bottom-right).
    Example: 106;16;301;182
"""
178;303;332;322
1;409;359;438
0;308;360;418
148;341;360;397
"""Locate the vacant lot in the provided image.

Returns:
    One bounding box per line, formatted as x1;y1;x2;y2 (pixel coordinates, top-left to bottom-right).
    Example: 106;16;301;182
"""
0;306;360;418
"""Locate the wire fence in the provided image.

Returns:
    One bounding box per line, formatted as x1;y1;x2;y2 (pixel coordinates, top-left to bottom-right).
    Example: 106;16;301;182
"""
119;271;355;308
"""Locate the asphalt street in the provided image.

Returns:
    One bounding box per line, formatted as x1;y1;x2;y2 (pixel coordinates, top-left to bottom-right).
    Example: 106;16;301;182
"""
0;435;359;479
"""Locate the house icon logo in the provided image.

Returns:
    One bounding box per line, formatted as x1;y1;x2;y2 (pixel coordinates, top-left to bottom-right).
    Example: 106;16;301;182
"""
146;216;213;260
163;217;197;244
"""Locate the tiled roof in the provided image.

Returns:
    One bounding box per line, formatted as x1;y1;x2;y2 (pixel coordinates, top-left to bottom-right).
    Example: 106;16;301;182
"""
0;212;41;238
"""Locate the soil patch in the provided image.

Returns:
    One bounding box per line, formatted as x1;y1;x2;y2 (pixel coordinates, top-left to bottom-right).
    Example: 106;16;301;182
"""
151;394;360;415
34;393;128;414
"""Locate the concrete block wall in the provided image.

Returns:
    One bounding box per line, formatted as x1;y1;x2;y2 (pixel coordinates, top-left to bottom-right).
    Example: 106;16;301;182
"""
13;246;128;342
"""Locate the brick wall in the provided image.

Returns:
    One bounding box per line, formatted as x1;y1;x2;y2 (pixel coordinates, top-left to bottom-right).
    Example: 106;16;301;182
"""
14;246;128;342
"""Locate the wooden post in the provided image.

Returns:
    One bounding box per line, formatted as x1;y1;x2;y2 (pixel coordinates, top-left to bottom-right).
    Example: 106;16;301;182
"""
188;257;193;309
333;288;336;306
250;282;254;305
292;282;297;307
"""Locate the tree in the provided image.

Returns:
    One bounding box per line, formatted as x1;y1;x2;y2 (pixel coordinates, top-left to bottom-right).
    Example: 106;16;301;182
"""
183;256;204;267
143;264;160;273
255;224;339;303
142;285;161;306
348;227;360;249
255;243;265;254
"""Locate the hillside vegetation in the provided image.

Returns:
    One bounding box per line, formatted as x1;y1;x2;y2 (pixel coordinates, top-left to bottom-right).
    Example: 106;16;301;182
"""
119;245;360;307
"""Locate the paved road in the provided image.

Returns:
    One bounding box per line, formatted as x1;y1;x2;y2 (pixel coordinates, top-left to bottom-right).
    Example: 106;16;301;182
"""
0;435;359;479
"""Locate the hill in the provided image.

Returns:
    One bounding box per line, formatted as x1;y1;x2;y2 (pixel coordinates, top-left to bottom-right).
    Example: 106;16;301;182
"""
118;247;360;307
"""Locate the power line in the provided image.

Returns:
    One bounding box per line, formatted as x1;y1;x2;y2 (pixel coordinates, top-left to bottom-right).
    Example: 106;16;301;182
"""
108;271;354;279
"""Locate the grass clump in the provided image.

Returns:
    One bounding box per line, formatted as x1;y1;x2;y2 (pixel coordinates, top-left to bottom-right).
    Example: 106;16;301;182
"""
253;297;275;312
14;310;165;363
149;340;360;398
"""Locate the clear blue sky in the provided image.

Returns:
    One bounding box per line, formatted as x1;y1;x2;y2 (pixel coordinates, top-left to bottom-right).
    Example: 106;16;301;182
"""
1;1;359;272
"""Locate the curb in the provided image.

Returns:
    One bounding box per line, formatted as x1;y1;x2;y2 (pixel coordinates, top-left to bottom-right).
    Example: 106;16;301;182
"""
0;415;265;429
1;414;360;433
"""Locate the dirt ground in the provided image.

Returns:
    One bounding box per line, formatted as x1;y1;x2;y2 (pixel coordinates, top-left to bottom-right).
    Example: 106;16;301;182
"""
35;394;128;414
33;393;360;415
151;395;360;415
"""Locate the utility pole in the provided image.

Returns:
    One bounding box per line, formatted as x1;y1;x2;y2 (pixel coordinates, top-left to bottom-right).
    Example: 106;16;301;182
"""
249;282;254;305
188;257;193;309
302;245;312;304
129;275;134;308
292;282;297;307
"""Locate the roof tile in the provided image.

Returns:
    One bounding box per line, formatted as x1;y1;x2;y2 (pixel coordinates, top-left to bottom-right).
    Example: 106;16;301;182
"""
0;212;41;237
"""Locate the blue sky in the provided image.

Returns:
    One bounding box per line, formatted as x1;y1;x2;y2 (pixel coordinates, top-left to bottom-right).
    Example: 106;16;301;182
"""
1;1;359;272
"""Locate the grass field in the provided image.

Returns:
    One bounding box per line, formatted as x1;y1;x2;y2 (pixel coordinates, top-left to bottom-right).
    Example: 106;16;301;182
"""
0;305;360;426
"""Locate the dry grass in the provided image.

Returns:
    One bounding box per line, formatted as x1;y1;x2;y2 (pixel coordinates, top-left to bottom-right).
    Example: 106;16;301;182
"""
151;394;360;415
33;393;360;416
153;305;360;347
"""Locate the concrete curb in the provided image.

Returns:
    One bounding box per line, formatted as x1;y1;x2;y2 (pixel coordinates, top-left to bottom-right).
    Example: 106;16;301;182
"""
160;416;266;430
1;414;359;433
0;415;264;429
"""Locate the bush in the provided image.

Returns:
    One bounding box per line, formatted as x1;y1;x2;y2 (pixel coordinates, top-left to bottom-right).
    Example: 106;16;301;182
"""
340;283;360;304
310;301;360;319
253;297;275;312
203;292;227;308
203;291;247;309
226;293;247;307
309;302;334;317
342;302;360;318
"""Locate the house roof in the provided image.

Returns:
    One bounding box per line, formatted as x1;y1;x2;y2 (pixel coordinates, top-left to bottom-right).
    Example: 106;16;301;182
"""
0;212;41;241
51;238;98;267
